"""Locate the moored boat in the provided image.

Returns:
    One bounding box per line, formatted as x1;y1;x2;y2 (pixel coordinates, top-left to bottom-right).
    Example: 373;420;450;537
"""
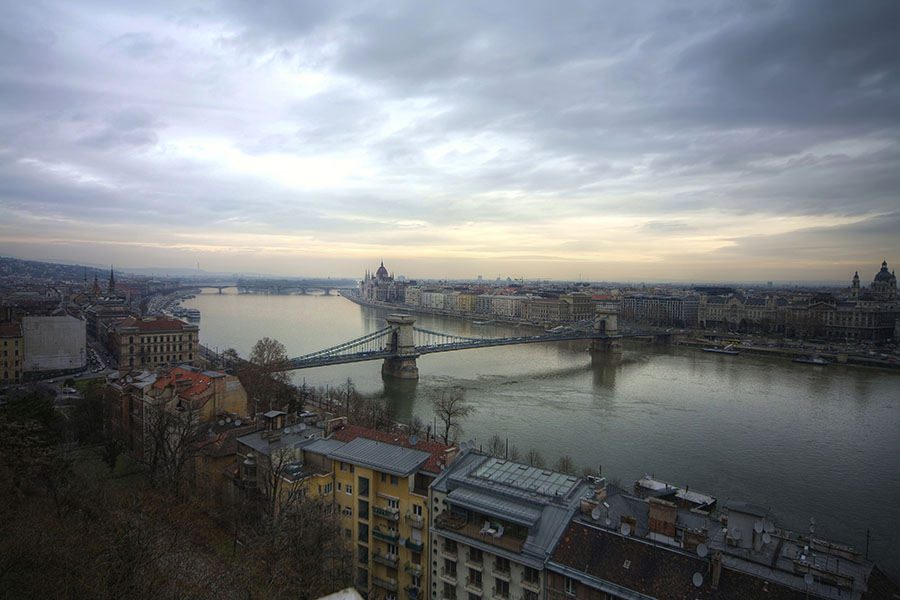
793;355;828;366
702;344;740;355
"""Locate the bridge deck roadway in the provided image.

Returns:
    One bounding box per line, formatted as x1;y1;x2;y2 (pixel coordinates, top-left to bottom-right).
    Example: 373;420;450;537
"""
286;331;635;370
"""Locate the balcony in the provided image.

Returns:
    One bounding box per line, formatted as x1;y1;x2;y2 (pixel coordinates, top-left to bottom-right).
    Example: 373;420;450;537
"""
373;505;400;521
493;586;510;599
405;585;422;600
464;553;483;570
373;552;399;569
465;576;483;593
439;568;458;584
405;538;424;552
434;513;526;554
372;575;398;593
373;527;400;543
521;577;541;593
440;543;458;559
405;563;423;578
405;512;425;528
493;563;511;580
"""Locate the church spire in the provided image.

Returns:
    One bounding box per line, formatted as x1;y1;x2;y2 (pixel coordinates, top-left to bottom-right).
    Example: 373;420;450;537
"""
108;265;116;295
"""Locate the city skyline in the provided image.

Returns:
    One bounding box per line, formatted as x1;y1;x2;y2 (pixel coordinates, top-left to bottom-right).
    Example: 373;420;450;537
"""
1;2;898;281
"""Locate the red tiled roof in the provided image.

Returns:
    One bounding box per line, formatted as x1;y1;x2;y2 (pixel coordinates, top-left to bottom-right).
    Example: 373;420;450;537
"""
116;316;195;332
551;522;811;600
0;323;23;337
331;424;454;474
153;367;211;400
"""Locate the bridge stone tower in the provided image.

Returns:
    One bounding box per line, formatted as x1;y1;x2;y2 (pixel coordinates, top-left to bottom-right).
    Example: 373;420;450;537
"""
589;310;623;359
382;314;420;379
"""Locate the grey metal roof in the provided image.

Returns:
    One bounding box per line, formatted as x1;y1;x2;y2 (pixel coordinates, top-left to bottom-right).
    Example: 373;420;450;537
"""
297;437;346;455
447;487;542;527
473;457;582;499
328;437;431;477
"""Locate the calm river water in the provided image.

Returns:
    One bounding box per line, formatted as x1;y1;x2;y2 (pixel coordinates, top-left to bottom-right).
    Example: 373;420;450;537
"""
185;290;900;577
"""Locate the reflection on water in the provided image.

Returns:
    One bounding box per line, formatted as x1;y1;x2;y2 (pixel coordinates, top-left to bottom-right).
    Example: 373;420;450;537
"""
186;291;900;578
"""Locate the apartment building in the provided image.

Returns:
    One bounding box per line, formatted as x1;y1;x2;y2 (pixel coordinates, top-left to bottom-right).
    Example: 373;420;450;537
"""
327;425;456;599
430;452;590;600
0;322;23;384
112;316;199;368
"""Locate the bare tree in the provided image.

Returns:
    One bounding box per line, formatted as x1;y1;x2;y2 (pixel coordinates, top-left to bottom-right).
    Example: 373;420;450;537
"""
241;337;293;414
554;454;576;475
486;434;506;458
245;494;353;599
525;448;545;467
142;400;201;496
508;444;522;461
432;388;475;445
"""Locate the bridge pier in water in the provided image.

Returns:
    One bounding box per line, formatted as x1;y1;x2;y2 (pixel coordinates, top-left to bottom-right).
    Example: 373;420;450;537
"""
382;314;420;379
589;310;623;363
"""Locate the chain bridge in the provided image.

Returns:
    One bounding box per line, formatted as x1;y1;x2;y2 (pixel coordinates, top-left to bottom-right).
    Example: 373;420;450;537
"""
286;312;676;379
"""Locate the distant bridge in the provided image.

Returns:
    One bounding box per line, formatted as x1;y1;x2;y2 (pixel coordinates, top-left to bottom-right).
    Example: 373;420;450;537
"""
284;312;678;379
177;278;357;294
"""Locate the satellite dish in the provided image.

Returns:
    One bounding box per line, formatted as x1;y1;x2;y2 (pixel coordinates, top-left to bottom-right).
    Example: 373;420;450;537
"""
409;434;419;446
297;423;305;430
466;439;475;449
804;574;814;586
692;572;703;588
732;527;742;540
218;420;225;426
764;521;775;533
399;538;407;546
225;417;232;423
697;543;708;558
620;523;631;536
235;419;242;426
591;507;601;520
605;518;611;526
284;427;291;434
754;521;763;534
763;532;772;545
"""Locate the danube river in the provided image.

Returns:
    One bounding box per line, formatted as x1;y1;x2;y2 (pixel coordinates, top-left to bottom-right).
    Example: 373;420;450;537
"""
184;290;900;577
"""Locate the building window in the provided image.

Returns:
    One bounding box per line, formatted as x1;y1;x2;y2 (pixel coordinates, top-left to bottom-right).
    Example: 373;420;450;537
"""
388;498;399;510
495;579;509;598
345;528;352;539
346;484;353;495
324;482;333;495
358;499;369;520
359;476;369;497
341;462;347;472
387;542;398;556
564;577;576;596
381;473;387;483
524;566;539;585
343;507;352;517
391;475;398;485
337;482;342;492
413;504;422;516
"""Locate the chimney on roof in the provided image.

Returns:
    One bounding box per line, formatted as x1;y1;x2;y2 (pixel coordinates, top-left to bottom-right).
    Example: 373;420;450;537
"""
648;497;677;538
711;551;722;589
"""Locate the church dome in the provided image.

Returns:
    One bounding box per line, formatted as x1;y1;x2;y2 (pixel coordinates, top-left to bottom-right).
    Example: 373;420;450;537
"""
376;261;389;277
874;261;893;282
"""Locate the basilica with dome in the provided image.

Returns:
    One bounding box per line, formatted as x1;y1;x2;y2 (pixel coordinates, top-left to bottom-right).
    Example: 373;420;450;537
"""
851;260;897;301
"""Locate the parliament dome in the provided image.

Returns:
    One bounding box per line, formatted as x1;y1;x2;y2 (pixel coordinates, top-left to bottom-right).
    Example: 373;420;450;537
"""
874;261;893;282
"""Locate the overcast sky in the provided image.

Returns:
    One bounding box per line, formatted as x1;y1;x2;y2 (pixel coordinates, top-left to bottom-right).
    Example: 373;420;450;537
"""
1;1;898;282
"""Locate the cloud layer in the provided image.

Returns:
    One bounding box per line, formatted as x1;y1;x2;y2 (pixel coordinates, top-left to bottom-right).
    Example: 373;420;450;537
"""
1;1;898;280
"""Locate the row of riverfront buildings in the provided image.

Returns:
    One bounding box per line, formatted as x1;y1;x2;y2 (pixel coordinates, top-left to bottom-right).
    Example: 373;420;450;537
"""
360;261;899;342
